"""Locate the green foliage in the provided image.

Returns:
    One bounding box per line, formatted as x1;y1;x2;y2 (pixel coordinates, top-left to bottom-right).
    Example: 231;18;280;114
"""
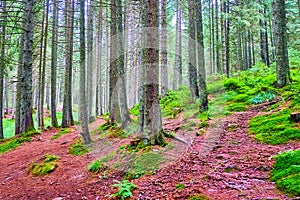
0;130;40;154
129;104;139;117
160;90;182;118
111;180;138;200
226;103;247;112
69;139;90;156
176;183;185;190
87;160;103;173
188;194;210;200
51;128;71;140
249;91;276;104
249;109;300;144
125;152;163;179
223;78;241;91
271;150;300;196
30;154;59;176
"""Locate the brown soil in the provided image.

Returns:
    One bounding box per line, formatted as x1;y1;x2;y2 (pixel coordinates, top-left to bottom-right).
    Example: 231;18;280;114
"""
0;105;299;200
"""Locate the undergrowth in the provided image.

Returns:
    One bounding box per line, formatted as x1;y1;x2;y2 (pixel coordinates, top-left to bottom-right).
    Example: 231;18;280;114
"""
69;138;90;156
271;150;300;196
111;179;138;200
30;154;59;176
0;130;40;154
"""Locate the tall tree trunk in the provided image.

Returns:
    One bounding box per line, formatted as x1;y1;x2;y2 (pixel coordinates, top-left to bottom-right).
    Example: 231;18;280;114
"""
260;1;270;66
188;0;199;99
0;0;7;138
141;0;164;145
196;0;208;112
87;0;94;121
96;0;103;116
51;0;59;128
20;0;35;133
116;0;131;128
62;0;74;128
237;28;243;70
109;0;120;122
225;0;230;77
79;0;92;144
215;0;220;73
251;32;256;66
247;30;252;68
273;0;290;87
174;0;182;90
208;0;213;75
160;0;168;97
211;0;215;73
39;0;50;129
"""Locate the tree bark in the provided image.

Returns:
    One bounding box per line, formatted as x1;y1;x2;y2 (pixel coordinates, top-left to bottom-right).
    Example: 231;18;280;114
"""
141;0;164;145
215;0;220;73
188;0;199;99
196;0;208;112
0;0;7;138
174;0;182;90
160;0;168;97
273;0;290;87
51;0;59;128
20;0;35;134
96;0;103;116
79;0;92;144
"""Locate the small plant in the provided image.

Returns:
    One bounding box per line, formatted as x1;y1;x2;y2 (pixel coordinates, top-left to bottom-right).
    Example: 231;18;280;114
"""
249;91;275;104
176;183;185;190
69;139;90;156
87;160;103;173
30;154;59;176
111;179;138;200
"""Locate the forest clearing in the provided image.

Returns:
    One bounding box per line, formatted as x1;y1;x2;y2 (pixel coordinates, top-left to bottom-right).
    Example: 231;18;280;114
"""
0;0;299;199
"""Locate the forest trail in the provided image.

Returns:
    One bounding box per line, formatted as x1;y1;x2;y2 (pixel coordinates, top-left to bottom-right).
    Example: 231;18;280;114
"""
0;106;299;199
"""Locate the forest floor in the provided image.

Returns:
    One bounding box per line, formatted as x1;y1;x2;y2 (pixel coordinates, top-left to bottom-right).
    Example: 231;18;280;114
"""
0;102;299;200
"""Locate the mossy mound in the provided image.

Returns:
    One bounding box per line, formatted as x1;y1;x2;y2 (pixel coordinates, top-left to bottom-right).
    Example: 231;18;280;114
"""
271;150;300;196
30;154;59;176
69;138;90;156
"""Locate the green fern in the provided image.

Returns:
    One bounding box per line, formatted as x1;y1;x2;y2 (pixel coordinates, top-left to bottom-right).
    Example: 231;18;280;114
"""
111;180;138;200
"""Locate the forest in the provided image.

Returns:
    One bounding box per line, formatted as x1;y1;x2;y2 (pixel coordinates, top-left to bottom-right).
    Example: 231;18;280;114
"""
0;0;299;199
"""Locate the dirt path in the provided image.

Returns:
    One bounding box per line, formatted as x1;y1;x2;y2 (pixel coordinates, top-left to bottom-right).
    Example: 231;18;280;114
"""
132;109;299;199
0;107;299;199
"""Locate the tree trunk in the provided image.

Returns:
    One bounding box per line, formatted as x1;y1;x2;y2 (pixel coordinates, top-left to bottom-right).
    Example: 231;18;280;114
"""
51;0;59;128
79;0;92;144
109;0;121;122
96;0;103;116
160;0;168;97
0;0;7;138
260;1;270;66
174;0;182;90
87;0;94;121
196;0;208;112
140;0;164;145
20;0;35;134
116;0;131;128
273;0;290;87
215;0;220;73
188;0;199;99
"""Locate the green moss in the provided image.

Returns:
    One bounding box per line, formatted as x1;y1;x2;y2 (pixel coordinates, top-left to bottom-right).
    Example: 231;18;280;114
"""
125;152;164;179
176;183;185;190
30;154;59;176
51;128;71;140
226;103;247;112
0;130;40;154
249;109;300;144
69;139;90;156
271;150;300;196
87;160;103;173
188;194;210;200
130;104;139;117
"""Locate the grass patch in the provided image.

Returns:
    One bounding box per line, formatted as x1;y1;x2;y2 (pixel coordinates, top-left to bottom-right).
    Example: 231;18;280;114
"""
51;128;71;140
226;103;247;112
30;154;59;176
249;109;300;144
69;138;90;156
124;152;164;179
0;130;40;154
270;150;300;196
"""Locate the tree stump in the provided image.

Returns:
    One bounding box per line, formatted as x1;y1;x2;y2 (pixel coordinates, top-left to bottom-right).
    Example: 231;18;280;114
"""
290;113;300;123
